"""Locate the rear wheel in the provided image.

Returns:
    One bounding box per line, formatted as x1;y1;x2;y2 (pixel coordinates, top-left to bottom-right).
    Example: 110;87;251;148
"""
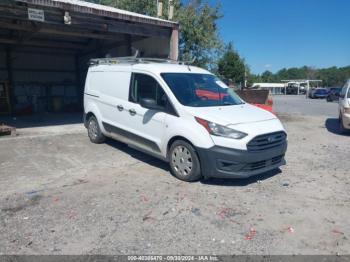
169;140;202;182
87;115;106;143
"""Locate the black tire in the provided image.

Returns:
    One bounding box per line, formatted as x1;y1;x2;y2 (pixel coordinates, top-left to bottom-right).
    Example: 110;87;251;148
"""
87;115;106;144
339;115;349;134
169;140;202;182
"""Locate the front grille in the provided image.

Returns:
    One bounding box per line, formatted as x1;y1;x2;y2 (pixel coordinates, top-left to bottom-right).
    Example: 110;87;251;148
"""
247;131;286;152
272;155;283;163
242;154;284;171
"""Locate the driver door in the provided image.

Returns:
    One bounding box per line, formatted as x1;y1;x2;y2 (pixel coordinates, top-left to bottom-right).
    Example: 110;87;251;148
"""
123;72;168;156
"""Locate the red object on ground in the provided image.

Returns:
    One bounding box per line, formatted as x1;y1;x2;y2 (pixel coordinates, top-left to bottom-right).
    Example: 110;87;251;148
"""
252;103;273;113
140;194;149;202
331;229;344;235
245;227;257;240
287;226;295;233
217;208;230;219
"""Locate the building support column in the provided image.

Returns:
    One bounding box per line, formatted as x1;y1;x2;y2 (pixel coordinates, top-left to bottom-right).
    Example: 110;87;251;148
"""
75;54;83;110
170;27;179;60
126;34;132;56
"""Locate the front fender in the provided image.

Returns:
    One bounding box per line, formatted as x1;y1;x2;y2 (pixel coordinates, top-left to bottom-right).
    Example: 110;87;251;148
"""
161;115;215;157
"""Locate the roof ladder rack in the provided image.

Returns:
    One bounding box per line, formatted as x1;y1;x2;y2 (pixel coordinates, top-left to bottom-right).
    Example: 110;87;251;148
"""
89;57;183;66
89;49;195;66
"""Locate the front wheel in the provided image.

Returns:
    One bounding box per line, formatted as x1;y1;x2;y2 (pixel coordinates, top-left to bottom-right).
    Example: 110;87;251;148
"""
169;140;202;182
339;115;349;134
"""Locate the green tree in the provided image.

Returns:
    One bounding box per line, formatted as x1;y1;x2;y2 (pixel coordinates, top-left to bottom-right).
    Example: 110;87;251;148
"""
261;70;274;82
176;0;222;68
91;0;157;17
84;0;222;69
256;65;350;87
217;42;245;85
245;66;261;87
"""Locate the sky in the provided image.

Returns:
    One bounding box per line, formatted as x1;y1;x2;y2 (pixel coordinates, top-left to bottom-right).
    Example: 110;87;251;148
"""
212;0;350;74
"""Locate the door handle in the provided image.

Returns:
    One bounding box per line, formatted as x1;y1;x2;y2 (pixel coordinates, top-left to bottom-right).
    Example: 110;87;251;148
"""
129;109;136;116
117;105;124;111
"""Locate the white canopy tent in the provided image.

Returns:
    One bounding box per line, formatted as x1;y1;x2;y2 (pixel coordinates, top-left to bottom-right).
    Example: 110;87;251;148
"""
281;80;323;97
252;83;286;95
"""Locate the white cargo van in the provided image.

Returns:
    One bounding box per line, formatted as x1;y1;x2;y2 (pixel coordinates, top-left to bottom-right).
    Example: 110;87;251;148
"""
84;58;287;181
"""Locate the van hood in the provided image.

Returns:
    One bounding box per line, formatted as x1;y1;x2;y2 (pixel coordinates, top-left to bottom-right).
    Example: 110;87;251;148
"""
184;103;276;126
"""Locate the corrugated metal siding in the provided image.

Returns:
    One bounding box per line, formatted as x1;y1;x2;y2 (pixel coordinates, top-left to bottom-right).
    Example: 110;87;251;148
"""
16;0;178;28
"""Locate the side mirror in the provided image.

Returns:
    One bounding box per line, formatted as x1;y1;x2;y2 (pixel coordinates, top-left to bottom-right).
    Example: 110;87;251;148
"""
140;98;163;110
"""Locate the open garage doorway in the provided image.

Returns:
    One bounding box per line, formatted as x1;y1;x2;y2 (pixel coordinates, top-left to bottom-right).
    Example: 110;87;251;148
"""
0;0;178;129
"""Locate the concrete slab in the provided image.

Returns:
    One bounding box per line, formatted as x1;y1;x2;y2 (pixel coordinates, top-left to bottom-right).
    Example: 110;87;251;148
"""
0;99;349;255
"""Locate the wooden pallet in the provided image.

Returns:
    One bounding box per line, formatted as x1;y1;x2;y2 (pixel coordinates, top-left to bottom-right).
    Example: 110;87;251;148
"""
0;124;16;136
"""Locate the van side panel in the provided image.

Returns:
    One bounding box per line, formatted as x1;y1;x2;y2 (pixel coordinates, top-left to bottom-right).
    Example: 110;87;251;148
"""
90;71;131;100
84;69;132;135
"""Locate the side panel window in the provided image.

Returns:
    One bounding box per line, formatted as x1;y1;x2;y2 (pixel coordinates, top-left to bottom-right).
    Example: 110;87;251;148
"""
129;73;167;107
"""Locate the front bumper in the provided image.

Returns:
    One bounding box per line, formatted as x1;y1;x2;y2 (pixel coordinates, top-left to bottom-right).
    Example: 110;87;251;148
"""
343;113;350;129
196;141;287;179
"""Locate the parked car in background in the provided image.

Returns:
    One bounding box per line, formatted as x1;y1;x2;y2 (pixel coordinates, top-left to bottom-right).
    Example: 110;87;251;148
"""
327;87;342;102
339;80;350;133
309;88;328;99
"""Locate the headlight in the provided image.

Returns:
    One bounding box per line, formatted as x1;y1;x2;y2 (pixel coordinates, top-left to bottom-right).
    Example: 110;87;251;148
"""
195;117;247;139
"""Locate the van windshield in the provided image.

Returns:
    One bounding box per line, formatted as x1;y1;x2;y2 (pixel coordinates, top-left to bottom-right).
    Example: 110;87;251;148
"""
161;73;244;107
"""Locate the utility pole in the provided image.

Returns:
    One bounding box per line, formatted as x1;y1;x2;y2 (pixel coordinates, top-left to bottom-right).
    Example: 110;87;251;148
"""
157;0;163;18
244;67;247;89
157;0;174;20
168;0;174;20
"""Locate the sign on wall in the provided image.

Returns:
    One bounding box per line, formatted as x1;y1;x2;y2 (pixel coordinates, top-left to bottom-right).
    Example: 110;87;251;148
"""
28;8;45;22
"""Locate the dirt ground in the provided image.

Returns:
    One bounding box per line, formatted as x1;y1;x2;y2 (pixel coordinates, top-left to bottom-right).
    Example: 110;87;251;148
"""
0;96;349;255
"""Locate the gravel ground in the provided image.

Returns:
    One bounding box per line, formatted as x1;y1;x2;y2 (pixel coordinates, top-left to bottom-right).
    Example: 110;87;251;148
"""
0;96;349;255
273;95;339;117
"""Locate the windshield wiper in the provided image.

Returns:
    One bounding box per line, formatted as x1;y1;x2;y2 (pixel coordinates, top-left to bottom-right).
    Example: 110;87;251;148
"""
221;102;235;106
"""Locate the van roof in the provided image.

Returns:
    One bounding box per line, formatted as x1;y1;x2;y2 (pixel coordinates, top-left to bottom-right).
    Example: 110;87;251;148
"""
133;63;211;75
89;62;211;75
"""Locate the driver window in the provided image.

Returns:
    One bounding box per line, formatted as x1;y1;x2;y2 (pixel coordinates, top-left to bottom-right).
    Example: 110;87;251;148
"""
129;73;167;107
